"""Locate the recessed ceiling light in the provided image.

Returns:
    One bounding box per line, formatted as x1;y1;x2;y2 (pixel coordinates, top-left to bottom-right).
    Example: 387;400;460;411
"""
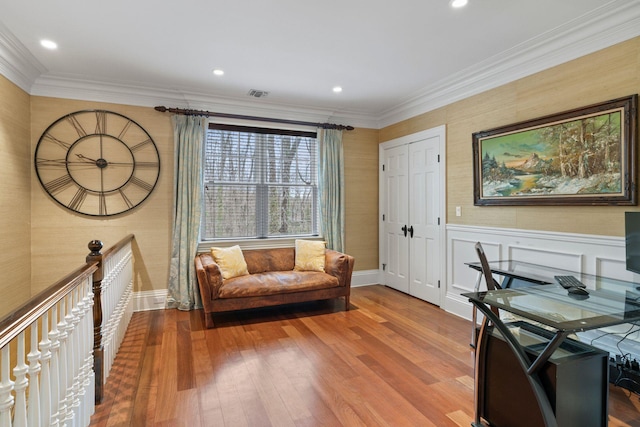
212;69;224;76
333;86;343;93
450;0;468;8
40;39;58;50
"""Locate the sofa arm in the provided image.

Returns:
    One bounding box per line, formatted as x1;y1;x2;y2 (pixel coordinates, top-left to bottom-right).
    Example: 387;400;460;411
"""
194;254;224;301
325;249;355;288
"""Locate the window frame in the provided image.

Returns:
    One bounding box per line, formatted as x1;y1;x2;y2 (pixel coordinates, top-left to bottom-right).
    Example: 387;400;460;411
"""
199;122;322;248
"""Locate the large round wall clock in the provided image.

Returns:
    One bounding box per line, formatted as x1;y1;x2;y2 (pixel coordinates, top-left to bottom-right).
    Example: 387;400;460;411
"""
34;110;160;217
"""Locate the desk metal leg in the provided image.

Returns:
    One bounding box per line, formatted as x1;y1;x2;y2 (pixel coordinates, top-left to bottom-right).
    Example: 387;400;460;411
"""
471;301;560;427
470;271;482;348
473;311;491;427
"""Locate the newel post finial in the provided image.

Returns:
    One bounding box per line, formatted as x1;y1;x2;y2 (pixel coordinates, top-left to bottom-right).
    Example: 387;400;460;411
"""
88;240;103;256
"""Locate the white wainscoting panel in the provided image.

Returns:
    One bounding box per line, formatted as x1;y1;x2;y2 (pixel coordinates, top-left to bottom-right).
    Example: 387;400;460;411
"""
597;256;635;282
446;224;640;359
445;224;635;320
507;245;583;272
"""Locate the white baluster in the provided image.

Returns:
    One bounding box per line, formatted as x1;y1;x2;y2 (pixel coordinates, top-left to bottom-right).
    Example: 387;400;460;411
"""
57;298;69;426
13;332;28;427
76;281;91;425
83;278;95;424
64;293;77;426
40;311;52;427
0;346;14;427
74;285;85;425
70;287;82;423
28;322;42;427
49;304;60;427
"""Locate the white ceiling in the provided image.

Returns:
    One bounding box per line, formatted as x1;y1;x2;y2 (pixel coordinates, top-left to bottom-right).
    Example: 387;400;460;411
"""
1;0;640;128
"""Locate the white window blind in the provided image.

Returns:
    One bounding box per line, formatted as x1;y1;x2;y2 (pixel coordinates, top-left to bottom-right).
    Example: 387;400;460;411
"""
202;124;319;240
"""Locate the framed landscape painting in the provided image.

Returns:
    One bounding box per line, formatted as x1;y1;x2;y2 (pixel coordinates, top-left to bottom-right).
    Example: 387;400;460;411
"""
472;95;637;206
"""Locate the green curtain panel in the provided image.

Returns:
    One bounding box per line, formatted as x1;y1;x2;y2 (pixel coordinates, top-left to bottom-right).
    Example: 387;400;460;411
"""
167;115;207;310
318;128;345;252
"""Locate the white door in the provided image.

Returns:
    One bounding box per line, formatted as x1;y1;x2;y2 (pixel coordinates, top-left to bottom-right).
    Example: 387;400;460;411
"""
383;145;409;293
408;136;441;303
380;128;443;306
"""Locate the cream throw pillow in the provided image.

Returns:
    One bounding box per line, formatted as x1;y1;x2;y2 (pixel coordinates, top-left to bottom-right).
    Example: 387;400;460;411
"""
294;240;326;272
210;245;249;280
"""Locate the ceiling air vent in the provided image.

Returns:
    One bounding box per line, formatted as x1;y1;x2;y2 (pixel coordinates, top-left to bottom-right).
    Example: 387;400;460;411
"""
247;89;269;98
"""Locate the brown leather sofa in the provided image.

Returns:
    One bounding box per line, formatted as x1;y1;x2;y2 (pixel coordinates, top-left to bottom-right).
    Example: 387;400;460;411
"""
195;247;355;328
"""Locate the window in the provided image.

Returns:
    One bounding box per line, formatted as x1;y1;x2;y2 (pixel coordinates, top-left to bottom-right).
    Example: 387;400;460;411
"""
202;124;319;240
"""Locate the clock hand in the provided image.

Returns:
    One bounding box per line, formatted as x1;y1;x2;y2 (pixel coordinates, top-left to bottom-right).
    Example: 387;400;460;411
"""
76;153;99;163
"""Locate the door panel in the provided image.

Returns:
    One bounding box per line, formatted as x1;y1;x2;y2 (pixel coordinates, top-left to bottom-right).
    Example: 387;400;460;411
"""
383;145;409;292
409;136;441;304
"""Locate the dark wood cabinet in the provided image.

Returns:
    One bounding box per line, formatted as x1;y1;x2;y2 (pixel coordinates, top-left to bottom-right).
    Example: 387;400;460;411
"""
479;322;609;427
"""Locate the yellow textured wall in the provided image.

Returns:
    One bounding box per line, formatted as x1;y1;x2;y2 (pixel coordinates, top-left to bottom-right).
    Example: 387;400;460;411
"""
30;97;174;294
28;98;379;303
0;75;31;318
344;127;379;270
380;37;640;237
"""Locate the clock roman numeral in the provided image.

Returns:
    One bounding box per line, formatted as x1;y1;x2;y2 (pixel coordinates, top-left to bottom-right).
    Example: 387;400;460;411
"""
135;161;159;168
43;134;71;150
118;189;134;209
99;192;107;216
44;174;74;194
36;158;67;167
118;120;133;140
130;138;152;152
129;176;154;192
95;111;107;134
67;115;87;137
68;188;88;211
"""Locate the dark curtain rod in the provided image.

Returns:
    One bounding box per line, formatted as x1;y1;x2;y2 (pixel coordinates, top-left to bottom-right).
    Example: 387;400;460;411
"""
154;106;354;131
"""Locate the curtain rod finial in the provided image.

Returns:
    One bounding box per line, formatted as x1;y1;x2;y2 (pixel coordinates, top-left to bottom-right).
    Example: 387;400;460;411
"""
154;106;168;112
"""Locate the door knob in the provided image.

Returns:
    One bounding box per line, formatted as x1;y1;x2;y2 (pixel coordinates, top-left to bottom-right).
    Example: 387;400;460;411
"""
402;225;408;237
408;225;414;238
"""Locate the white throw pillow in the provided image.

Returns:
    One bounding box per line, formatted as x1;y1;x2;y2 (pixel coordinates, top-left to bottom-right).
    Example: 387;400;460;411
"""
210;245;249;279
294;240;326;272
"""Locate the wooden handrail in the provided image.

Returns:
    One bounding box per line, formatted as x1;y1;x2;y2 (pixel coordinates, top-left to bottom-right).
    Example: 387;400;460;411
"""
101;234;135;261
0;262;98;350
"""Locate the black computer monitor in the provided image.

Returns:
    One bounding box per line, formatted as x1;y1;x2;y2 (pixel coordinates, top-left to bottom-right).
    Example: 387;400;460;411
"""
625;212;640;274
624;290;640;319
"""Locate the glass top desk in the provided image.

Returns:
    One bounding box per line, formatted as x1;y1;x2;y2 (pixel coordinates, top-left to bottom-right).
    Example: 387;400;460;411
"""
465;260;640;331
463;260;640;427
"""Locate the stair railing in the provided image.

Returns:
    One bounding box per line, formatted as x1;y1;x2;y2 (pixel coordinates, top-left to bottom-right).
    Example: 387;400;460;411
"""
0;234;135;426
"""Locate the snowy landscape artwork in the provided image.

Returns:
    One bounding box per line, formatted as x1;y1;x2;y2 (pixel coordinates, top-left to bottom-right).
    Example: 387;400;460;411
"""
473;95;637;206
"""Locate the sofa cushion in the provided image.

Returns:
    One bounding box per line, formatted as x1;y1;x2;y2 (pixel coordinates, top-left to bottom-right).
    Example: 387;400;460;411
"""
243;247;295;274
294;239;326;272
218;271;339;298
210;245;249;279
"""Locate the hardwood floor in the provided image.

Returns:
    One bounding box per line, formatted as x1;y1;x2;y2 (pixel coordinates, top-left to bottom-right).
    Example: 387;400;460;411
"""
90;285;640;426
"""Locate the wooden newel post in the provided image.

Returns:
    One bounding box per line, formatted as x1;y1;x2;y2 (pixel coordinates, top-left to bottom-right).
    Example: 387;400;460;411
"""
87;240;104;404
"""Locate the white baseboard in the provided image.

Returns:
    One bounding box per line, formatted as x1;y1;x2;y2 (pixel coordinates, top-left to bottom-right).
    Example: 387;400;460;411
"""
133;289;168;312
351;269;380;287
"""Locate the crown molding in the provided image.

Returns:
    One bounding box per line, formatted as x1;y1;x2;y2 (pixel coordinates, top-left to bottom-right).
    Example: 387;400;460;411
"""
376;0;640;128
2;1;639;130
0;21;46;92
29;73;379;129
